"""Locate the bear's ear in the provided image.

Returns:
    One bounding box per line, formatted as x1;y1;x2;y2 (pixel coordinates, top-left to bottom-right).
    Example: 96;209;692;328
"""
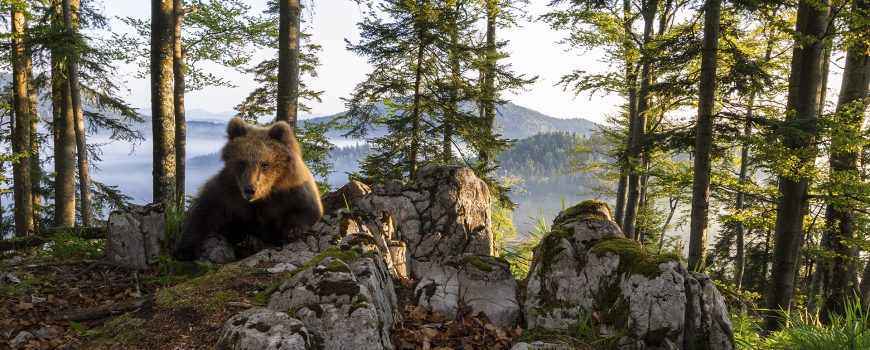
227;117;247;139
268;121;294;143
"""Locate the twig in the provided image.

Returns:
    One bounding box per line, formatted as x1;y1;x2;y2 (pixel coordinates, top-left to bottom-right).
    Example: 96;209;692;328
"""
56;294;155;321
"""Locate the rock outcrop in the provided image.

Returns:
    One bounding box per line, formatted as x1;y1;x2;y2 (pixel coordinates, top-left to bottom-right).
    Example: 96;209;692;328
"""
414;254;520;327
216;308;317;350
357;166;493;278
105;204;166;268
523;201;734;350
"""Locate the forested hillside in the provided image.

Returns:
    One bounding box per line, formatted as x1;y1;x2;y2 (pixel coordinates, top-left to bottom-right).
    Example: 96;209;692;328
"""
1;0;869;348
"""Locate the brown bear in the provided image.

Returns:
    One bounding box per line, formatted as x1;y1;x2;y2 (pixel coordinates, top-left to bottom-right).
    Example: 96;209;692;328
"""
171;117;324;261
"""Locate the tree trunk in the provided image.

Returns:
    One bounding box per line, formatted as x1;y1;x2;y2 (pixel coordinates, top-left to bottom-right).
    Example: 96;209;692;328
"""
444;1;460;164
51;0;76;228
173;0;187;208
10;7;34;236
687;0;721;271
860;258;870;310
764;0;829;332
622;0;658;238
63;0;93;227
410;24;425;181
25;39;41;230
616;0;637;229
277;0;301;126
151;0;177;209
819;0;870;322
479;0;497;165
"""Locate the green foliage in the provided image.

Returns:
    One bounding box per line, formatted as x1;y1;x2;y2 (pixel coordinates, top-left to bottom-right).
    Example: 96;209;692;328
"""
37;229;103;260
499;211;547;280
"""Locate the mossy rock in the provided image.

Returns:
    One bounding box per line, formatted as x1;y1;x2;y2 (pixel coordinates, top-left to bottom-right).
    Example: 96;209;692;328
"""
251;247;365;305
553;200;612;227
591;238;681;278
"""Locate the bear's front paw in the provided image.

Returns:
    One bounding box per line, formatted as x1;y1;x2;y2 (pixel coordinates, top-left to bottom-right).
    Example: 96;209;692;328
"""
171;245;197;261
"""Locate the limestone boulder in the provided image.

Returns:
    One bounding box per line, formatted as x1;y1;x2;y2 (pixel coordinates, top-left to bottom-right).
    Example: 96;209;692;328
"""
106;203;166;268
414;255;519;327
216;307;317;350
523;200;734;350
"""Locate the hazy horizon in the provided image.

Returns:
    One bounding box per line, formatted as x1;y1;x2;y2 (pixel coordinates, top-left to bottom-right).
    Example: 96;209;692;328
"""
102;0;623;124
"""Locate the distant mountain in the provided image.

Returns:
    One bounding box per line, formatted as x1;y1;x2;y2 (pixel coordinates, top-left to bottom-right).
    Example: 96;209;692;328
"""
303;102;598;140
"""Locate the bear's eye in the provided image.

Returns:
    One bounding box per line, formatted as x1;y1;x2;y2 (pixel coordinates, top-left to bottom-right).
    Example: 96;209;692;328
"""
237;161;246;169
261;163;270;171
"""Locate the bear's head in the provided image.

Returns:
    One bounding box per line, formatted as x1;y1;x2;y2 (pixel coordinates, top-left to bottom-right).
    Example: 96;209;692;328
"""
221;117;308;202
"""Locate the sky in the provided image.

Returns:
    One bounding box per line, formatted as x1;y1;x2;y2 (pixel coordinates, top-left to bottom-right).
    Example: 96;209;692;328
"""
102;0;622;124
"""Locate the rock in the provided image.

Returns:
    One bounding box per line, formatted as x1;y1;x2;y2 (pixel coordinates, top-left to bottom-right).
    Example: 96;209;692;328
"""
523;200;734;350
510;341;568;350
357;166;493;277
32;325;53;340
216;307;317;350
414;255;519;327
106;203;166;268
321;180;372;212
266;242;398;350
12;330;33;343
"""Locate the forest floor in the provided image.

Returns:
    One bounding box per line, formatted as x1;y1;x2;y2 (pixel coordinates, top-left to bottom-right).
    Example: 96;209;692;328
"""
1;254;526;350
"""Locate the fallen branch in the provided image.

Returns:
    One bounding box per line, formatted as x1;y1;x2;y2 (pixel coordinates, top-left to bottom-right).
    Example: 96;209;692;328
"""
56;294;155;321
0;227;106;251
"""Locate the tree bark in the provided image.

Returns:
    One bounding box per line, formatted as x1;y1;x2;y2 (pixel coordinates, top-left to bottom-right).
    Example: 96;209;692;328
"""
277;0;301;126
479;0;497;166
25;37;41;230
764;0;829;332
173;0;187;209
615;0;636;229
63;0;93;227
443;0;460;164
622;0;658;238
819;0;870;322
687;0;721;271
151;0;177;209
51;0;77;228
10;7;34;236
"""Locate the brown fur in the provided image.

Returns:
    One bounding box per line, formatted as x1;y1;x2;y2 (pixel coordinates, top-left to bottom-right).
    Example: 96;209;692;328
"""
171;117;324;261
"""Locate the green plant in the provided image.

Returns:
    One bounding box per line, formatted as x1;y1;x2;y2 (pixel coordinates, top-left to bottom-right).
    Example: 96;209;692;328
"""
164;205;187;249
38;229;103;260
763;296;870;350
500;211;548;280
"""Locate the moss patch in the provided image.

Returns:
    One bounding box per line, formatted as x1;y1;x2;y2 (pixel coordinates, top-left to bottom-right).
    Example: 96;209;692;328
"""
155;265;251;312
86;314;147;347
591;238;680;278
463;256;494;272
251;247;363;306
553;200;611;227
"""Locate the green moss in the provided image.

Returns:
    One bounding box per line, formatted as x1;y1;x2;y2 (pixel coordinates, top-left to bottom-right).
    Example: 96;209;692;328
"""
155;265;249;311
553;200;611;226
463;256;494;272
591;238;680;278
252;247;362;306
314;279;361;297
88;314;147;346
321;259;352;274
535;226;573;278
